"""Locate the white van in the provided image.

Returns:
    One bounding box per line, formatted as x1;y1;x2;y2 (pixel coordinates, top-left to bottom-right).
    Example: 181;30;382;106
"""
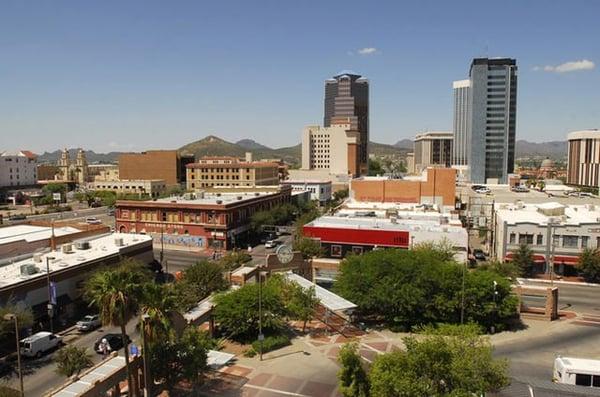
20;332;63;358
553;356;600;388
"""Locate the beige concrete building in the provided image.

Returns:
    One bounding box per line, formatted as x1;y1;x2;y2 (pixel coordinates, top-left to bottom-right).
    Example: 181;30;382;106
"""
301;120;360;177
56;148;88;184
413;131;453;173
88;164;119;182
186;153;279;190
89;179;167;197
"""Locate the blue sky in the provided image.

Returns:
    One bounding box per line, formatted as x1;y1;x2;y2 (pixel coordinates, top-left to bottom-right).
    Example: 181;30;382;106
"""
1;0;599;153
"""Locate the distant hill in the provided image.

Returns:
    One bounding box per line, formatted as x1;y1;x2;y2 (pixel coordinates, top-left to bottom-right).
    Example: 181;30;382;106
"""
178;135;301;165
371;141;412;157
37;149;121;164
393;139;413;150
235;139;271;151
515;140;566;158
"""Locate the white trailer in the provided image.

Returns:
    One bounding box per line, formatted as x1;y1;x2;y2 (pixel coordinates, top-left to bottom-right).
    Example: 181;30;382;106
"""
553;356;600;388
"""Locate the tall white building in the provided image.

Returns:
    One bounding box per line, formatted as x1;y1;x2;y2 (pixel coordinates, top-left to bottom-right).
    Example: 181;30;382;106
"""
301;120;360;177
413;131;453;173
0;151;38;187
452;79;471;167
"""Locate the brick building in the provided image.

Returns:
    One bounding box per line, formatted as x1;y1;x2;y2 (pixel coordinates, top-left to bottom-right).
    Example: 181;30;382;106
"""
350;167;456;210
118;150;193;186
115;185;292;251
186;153;279;190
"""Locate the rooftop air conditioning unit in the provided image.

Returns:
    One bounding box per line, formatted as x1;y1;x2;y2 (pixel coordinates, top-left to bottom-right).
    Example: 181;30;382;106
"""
237;196;243;200
75;241;91;250
216;193;221;197
254;192;260;196
390;217;397;224
62;243;73;254
33;253;43;263
114;237;124;247
20;264;39;276
216;200;223;205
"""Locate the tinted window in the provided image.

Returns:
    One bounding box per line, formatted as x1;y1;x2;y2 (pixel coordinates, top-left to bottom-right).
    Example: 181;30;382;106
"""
576;373;592;386
593;375;600;387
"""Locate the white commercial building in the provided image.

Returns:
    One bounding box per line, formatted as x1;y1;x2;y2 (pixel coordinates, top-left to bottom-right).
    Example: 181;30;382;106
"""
282;180;332;203
413;131;453;172
0;233;153;318
0;150;37;188
494;201;600;275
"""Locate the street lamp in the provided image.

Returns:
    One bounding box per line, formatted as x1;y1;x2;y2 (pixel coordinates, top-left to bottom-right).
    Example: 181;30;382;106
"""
4;313;24;397
258;271;268;361
141;313;151;397
46;255;55;333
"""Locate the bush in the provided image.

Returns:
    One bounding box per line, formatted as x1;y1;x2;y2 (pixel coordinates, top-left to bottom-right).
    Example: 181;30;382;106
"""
251;334;291;354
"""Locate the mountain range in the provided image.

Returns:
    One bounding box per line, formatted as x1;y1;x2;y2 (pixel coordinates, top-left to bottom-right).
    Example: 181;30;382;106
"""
37;136;568;165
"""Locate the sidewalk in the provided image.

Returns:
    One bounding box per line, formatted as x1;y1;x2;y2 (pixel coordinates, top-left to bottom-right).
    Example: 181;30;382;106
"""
517;277;600;288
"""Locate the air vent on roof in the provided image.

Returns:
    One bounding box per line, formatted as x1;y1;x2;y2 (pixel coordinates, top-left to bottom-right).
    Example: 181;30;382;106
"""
237;196;243;200
20;264;39;276
75;241;90;250
114;237;124;247
62;243;73;254
33;253;43;263
216;193;221;197
254;192;260;196
216;200;223;205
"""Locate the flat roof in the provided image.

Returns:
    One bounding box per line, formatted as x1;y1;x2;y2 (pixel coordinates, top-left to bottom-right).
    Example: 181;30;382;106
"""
306;214;465;235
123;189;281;207
183;295;214;323
0;225;81;246
283;180;332;185
495;202;600;226
0;233;152;290
567;129;600;140
285;272;357;312
50;355;127;397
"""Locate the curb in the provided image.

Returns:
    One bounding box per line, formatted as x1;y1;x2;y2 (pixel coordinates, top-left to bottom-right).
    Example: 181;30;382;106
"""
517;277;600;288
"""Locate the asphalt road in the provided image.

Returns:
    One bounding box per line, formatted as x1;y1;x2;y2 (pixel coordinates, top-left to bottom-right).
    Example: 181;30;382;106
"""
520;279;600;315
3;206;111;226
3;319;140;396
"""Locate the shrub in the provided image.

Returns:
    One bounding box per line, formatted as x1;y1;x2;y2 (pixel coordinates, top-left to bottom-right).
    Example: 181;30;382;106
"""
251;334;291;354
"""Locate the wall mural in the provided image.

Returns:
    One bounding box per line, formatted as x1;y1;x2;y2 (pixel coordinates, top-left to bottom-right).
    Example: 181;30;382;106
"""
152;234;205;248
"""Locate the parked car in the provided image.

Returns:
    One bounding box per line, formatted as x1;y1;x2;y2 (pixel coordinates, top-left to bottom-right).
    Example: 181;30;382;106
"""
76;314;102;332
472;249;486;261
20;332;63;358
511;186;530;193
85;217;102;224
265;240;280;249
475;188;491;194
94;333;130;354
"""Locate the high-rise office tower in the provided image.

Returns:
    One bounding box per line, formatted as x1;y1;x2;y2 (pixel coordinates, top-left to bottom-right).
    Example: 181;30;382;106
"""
324;71;369;175
468;58;518;184
452;79;471;167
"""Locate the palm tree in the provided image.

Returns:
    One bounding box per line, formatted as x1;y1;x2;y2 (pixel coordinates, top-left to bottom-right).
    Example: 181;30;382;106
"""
139;283;176;344
85;258;152;396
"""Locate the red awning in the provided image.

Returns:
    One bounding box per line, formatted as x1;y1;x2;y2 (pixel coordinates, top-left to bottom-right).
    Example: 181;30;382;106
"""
504;252;578;265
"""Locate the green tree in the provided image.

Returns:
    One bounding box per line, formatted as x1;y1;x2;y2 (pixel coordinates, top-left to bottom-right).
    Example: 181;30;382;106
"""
477;260;521;280
43;183;67;194
0;302;33;338
368;159;383;176
55;346;93;377
369;326;509;397
140;283;177;344
578;248;600;283
511;243;536;278
219;251;252;271
333;249;518;331
338;343;370;397
179;260;228;303
333;188;349;202
84;259;152;393
284;284;320;332
293;237;324;259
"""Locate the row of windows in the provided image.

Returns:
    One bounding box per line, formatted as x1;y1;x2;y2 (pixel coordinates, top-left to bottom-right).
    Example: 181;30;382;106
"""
509;233;594;248
192;168;251;173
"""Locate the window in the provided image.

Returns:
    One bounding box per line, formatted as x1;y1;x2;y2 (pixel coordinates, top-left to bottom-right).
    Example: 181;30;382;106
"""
553;235;560;247
518;234;533;245
582;236;589;248
536;235;543;245
562;235;578;248
509;233;516;244
594;375;600;387
161;211;167;222
575;373;592;387
351;246;363;255
331;245;342;257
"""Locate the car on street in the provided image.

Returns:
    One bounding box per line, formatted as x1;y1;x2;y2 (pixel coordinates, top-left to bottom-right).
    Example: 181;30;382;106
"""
94;333;130;354
511;186;530;193
472;249;486;261
85;217;102;224
475;188;491;194
76;314;102;332
265;239;280;249
20;332;63;358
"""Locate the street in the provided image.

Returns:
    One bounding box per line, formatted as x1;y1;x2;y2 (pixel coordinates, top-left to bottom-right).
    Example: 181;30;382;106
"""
520;279;600;315
3;319;140;396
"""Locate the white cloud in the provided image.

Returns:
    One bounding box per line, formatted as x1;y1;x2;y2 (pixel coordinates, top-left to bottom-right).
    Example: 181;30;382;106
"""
534;59;595;73
357;47;378;56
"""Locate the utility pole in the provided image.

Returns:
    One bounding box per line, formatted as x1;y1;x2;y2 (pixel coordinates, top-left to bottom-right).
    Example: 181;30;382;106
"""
46;256;55;333
160;224;164;265
4;314;24;397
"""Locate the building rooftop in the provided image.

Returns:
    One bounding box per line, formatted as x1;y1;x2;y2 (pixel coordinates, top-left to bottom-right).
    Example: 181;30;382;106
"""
567;129;600;140
0;225;81;246
495;202;600;226
118;188;283;207
285;272;357;312
283;180;332;185
0;233;152;290
306;214;464;234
